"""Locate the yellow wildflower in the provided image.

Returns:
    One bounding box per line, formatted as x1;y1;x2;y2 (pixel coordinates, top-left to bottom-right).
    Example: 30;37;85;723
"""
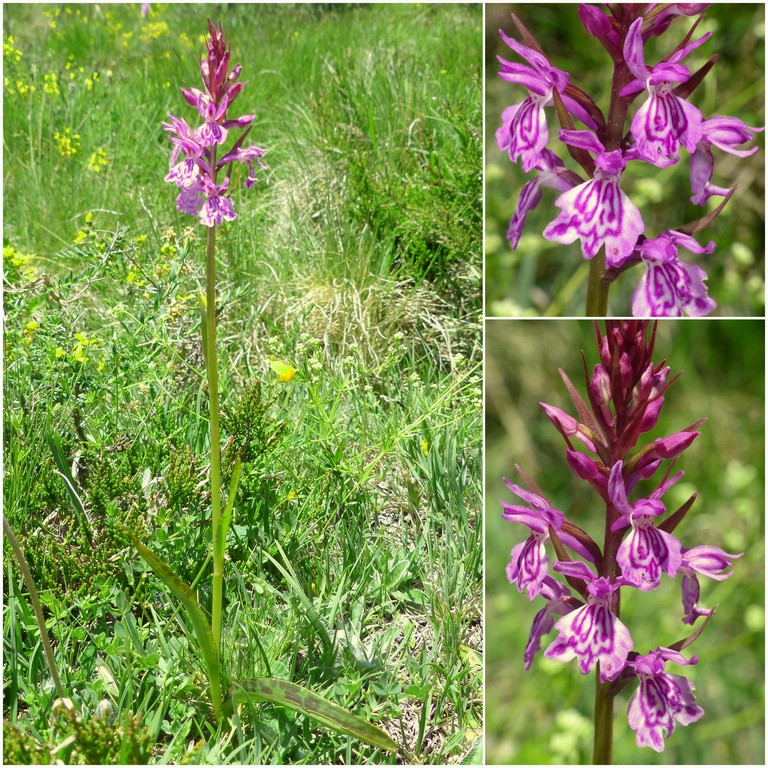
43;72;60;96
87;148;109;173
140;21;169;43
15;80;34;97
53;128;81;159
3;35;23;62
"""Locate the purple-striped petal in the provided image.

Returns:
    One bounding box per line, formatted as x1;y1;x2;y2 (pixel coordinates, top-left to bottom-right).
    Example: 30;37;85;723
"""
617;523;683;590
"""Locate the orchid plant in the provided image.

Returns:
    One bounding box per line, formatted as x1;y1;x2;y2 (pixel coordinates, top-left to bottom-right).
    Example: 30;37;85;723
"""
495;4;762;316
132;19;396;754
502;321;740;761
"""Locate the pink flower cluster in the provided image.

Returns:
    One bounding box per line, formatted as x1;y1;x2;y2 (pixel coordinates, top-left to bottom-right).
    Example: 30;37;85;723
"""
496;5;762;316
164;20;268;227
502;321;741;751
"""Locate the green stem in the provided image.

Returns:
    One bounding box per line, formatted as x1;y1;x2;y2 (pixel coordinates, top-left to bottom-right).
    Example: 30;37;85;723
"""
585;250;609;316
593;668;615;764
3;515;67;699
205;223;224;654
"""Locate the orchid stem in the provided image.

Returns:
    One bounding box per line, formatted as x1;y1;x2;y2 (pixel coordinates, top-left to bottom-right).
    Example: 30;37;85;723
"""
586;251;609;316
593;668;615;764
206;223;224;655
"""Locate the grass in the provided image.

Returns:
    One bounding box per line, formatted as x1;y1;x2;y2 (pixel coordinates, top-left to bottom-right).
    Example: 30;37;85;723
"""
3;4;482;764
485;4;765;317
485;320;764;764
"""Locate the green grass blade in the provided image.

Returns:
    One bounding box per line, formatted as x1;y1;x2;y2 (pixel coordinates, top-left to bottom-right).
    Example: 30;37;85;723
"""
46;431;94;544
228;678;398;753
262;542;333;654
130;535;222;714
3;515;67;699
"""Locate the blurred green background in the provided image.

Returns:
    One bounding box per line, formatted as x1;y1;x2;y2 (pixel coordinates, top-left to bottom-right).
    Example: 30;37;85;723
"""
485;4;765;316
485;320;764;764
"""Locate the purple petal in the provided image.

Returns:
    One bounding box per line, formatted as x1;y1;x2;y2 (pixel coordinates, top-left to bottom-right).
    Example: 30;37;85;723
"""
552;560;596;583
617;524;683;590
497;97;549;172
559;129;605;155
544;602;632;680
608;461;634;518
623;18;649;82
682;545;742;579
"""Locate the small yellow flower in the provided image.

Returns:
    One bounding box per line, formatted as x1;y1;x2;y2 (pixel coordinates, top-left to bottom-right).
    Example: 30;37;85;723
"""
87;148;109;173
421;438;429;455
15;80;33;97
140;21;169;44
43;72;60;96
3;35;23;63
53;128;81;159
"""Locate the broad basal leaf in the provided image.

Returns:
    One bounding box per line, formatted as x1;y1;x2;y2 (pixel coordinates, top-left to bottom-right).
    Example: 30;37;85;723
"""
227;678;398;753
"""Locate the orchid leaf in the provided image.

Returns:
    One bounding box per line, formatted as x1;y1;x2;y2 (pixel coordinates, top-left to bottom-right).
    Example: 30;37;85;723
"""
509;12;545;54
225;678;398;753
675;54;718;99
131;535;222;714
559;368;603;438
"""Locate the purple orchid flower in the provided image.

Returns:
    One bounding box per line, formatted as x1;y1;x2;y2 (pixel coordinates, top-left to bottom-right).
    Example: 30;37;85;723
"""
544;560;633;681
524;575;580;670
627;647;704;751
632;230;716;317
198;177;237;227
542;130;644;266
621;17;710;167
507;149;581;248
679;545;742;624
502;480;565;599
539;401;598;452
502;478;598;599
608;460;683;590
496;29;596;172
690;116;763;204
165;19;268;227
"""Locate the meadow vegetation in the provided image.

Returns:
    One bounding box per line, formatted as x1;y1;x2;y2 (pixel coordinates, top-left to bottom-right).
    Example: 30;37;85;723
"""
3;4;482;763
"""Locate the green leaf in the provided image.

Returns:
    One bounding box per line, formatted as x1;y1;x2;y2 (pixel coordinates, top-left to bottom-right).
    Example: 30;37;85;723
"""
226;678;398;753
130;535;222;714
262;542;333;654
460;737;483;764
47;431;93;544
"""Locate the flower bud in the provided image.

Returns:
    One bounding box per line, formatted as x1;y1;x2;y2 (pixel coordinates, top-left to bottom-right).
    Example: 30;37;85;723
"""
638;396;664;433
653;430;700;459
540;402;596;452
578;4;620;46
